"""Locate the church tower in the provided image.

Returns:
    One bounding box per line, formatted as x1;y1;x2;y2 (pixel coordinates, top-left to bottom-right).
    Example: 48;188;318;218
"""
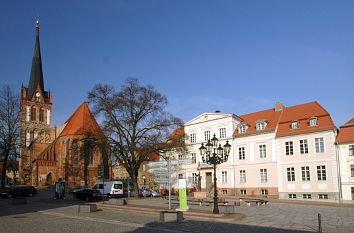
20;21;53;185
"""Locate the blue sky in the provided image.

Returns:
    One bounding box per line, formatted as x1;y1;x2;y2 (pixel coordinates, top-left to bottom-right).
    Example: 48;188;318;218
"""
1;0;353;126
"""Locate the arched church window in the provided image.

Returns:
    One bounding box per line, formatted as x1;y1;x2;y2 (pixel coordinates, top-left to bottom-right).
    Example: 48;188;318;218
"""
73;141;79;164
39;108;44;122
31;106;36;121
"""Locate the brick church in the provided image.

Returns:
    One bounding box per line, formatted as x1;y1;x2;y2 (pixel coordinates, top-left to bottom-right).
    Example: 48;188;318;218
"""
19;21;111;188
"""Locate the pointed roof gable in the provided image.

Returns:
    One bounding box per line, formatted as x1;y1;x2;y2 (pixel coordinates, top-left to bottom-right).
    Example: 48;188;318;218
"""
28;20;45;100
276;101;336;137
59;102;104;137
337;117;354;144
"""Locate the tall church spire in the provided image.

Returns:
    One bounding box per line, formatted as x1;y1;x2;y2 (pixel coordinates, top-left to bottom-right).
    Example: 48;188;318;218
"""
28;20;45;99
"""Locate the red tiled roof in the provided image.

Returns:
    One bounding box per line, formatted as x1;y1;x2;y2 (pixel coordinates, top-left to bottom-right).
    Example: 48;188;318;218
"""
234;108;282;137
337;117;354;143
59;102;104;137
171;127;184;140
276;101;336;137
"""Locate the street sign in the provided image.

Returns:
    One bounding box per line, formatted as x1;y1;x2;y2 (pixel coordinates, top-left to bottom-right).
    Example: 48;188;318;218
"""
148;161;168;167
178;159;193;165
148;167;168;173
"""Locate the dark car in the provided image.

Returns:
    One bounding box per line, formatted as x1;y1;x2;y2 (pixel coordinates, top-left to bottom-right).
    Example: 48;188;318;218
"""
73;189;103;202
11;186;37;197
68;187;82;195
0;188;14;198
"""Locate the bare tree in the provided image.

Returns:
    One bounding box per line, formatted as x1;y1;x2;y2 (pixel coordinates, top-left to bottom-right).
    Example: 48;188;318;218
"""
87;78;184;197
0;85;20;188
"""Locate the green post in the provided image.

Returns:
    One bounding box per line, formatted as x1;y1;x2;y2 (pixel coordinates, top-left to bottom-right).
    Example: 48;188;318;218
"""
178;179;188;210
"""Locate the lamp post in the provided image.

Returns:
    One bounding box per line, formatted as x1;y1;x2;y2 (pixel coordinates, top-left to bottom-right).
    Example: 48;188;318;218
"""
199;134;231;214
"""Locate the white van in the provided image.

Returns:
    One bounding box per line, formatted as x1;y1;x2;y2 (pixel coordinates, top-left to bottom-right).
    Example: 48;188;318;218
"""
93;181;123;198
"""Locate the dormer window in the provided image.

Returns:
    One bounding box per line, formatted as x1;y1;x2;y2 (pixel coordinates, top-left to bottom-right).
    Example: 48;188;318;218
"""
238;124;247;133
256;120;267;131
291;121;299;129
309;118;317;126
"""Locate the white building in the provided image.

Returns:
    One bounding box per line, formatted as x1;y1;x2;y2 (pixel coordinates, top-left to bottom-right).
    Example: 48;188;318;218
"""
336;118;354;201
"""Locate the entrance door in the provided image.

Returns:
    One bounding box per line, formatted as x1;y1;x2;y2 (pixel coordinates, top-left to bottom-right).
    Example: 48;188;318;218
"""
351;187;354;200
205;172;212;191
46;173;52;185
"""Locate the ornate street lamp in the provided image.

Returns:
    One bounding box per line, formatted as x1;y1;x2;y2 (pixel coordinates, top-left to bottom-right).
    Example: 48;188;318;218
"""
199;134;231;214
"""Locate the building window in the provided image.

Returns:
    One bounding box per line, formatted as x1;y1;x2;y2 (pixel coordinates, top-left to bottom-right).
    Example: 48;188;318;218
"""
349;145;354;156
351;164;354;177
39;108;44;122
73;142;79;164
178;154;184;160
291;121;299;129
192;173;197;184
288;194;297;199
256;121;266;131
259;144;266;158
318;194;328;199
317;165;326;181
309;118;317;126
240;170;246;183
204;131;210;141
285;141;293;156
219;128;226;139
26;106;30;122
261;189;268;196
260;169;268;182
238;125;246;133
287;167;295;182
300;139;309;154
46;109;51;125
31;106;36;121
178;174;183;179
303;194;312;199
191;153;196;164
315;137;324;153
239;147;245;160
221;171;227;184
190;133;196;143
240;189;246;195
301;166;310;181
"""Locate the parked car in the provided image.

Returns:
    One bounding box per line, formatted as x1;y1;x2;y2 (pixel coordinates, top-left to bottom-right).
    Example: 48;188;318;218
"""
68;187;82;195
11;186;38;197
145;189;161;197
73;189;103;202
0;188;13;198
129;188;144;197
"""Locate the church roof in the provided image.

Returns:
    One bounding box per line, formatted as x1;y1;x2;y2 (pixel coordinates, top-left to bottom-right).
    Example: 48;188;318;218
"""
59;102;104;137
28;20;45;100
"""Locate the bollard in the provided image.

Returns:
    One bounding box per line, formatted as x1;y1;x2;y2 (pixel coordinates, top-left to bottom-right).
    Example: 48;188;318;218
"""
318;213;322;233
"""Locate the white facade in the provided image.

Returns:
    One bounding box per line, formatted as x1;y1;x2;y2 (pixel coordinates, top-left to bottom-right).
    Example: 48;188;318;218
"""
277;130;339;200
337;143;354;200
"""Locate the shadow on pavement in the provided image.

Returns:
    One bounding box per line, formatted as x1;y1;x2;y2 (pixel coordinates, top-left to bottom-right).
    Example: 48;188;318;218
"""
0;187;90;217
125;220;312;233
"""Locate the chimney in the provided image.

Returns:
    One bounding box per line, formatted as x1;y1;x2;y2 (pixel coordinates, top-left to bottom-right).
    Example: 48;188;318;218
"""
215;110;221;113
275;102;285;112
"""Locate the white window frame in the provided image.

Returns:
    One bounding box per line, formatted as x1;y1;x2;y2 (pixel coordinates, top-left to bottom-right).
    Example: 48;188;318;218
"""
204;131;210;142
291;121;299;129
287;167;295;182
259;144;267;158
192;173;197;184
238;125;246;133
260;169;268;183
349;145;354;156
238;147;245;160
301;166;310;181
300;139;309;154
315;137;324;153
303;194;312;199
240;170;246;183
317;165;326;181
221;171;227;184
288;194;297;199
318;194;328;199
240;189;246;195
191;153;196;164
219;128;226;139
190;133;196;143
350;164;354;177
256;121;266;131
309;118;317;126
285;141;293;156
178;173;183;179
261;189;268;195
